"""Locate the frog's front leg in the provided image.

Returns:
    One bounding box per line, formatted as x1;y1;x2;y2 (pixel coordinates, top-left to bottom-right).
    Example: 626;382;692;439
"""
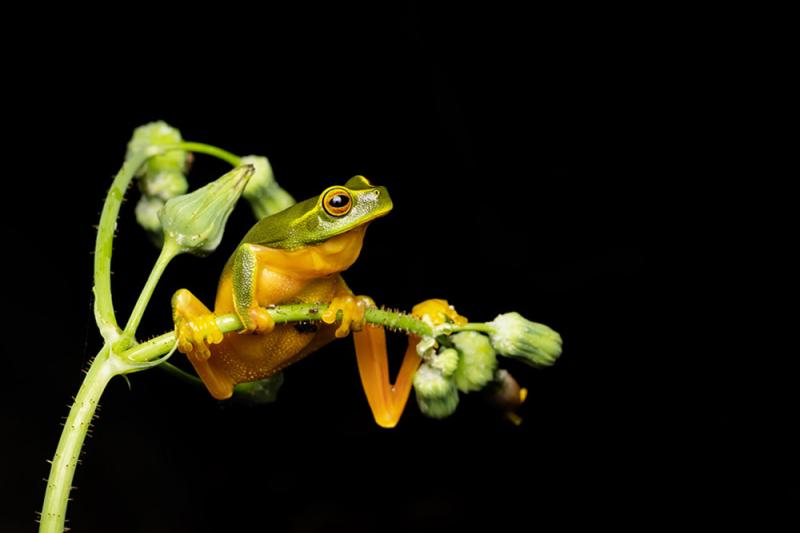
321;279;372;338
231;243;275;333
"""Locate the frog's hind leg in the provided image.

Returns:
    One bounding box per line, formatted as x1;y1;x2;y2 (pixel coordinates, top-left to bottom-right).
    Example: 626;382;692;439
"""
172;288;235;399
352;325;422;428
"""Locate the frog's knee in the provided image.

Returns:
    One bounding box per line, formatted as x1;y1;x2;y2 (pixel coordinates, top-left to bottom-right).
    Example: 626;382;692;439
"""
411;299;468;326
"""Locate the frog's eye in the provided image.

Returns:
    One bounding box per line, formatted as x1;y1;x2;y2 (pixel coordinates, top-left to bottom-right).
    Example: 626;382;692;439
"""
322;188;352;217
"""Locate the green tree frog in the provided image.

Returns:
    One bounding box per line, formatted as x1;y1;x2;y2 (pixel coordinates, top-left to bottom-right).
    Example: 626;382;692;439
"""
172;175;442;427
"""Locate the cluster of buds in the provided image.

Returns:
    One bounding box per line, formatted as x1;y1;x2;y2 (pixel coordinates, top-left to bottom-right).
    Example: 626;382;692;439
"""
413;308;562;422
127;121;190;245
240;155;295;219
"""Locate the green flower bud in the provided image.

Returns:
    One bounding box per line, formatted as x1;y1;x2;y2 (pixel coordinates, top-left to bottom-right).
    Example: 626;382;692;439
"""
126;121;188;181
160;165;254;255
135;195;165;234
233;373;284;405
413;363;459;419
139;169;188;200
240;155;295;219
415;335;437;358
451;331;497;393
128;121;190;244
430;347;459;377
488;312;562;367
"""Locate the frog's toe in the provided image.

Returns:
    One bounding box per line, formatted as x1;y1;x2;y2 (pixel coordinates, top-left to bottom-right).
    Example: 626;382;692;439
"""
175;313;223;360
323;295;374;338
411;298;468;326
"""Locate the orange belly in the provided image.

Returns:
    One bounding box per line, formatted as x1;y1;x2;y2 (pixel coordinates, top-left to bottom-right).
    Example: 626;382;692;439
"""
205;273;340;390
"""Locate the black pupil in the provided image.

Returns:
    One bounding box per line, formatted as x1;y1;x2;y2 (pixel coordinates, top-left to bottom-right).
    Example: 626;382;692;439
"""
329;194;349;209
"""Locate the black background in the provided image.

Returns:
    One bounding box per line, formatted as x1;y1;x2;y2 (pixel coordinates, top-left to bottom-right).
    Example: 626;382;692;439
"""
2;4;788;532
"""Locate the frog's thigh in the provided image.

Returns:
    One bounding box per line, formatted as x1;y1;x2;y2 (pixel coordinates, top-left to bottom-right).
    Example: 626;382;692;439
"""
213;326;314;384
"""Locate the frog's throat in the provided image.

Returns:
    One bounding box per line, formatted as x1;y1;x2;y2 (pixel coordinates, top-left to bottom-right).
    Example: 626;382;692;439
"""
257;225;368;278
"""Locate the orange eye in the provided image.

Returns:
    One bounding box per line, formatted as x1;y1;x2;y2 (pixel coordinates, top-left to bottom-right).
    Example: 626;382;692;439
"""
322;188;352;217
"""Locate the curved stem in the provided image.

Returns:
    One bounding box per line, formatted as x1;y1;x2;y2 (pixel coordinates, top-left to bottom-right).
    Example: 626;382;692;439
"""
164;142;241;166
93;154;149;340
92;139;239;341
40;349;118;533
122;240;180;339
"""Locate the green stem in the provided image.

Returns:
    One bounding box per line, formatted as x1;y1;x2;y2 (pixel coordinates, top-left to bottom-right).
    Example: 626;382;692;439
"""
93;154;149;340
122;240;180;339
44;137;252;532
93;140;241;341
40;349;120;533
452;323;494;334
164;142;241;166
123;304;434;364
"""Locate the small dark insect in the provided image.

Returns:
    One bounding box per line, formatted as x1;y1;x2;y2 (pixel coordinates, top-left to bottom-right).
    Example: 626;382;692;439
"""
294;322;319;334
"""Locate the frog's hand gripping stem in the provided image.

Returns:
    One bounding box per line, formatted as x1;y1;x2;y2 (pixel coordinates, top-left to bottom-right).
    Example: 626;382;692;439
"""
172;288;233;399
353;326;422;428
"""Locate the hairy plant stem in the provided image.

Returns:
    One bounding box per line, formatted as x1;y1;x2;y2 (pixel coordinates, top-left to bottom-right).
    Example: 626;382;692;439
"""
41;141;242;533
93;154;149;341
124;304;435;363
39;348;117;533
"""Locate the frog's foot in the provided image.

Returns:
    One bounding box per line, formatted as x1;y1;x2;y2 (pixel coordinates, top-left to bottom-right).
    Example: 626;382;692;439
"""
172;289;224;360
322;294;374;338
238;305;275;335
411;298;468;326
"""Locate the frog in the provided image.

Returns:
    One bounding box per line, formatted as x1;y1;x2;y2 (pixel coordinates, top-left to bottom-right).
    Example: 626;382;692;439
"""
171;175;424;428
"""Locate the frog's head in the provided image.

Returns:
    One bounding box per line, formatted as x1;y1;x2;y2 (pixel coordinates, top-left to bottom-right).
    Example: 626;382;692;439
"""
246;176;393;250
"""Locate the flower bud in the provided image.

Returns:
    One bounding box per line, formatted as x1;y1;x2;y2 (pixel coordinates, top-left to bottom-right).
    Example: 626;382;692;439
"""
415;335;437;358
487;312;562;367
160;165;254;255
451;331;497;393
484;369;527;411
413;363;459;419
139;168;189;200
126;121;189;183
127;121;190;244
134;195;165;234
240;155;295;219
430;347;459;377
